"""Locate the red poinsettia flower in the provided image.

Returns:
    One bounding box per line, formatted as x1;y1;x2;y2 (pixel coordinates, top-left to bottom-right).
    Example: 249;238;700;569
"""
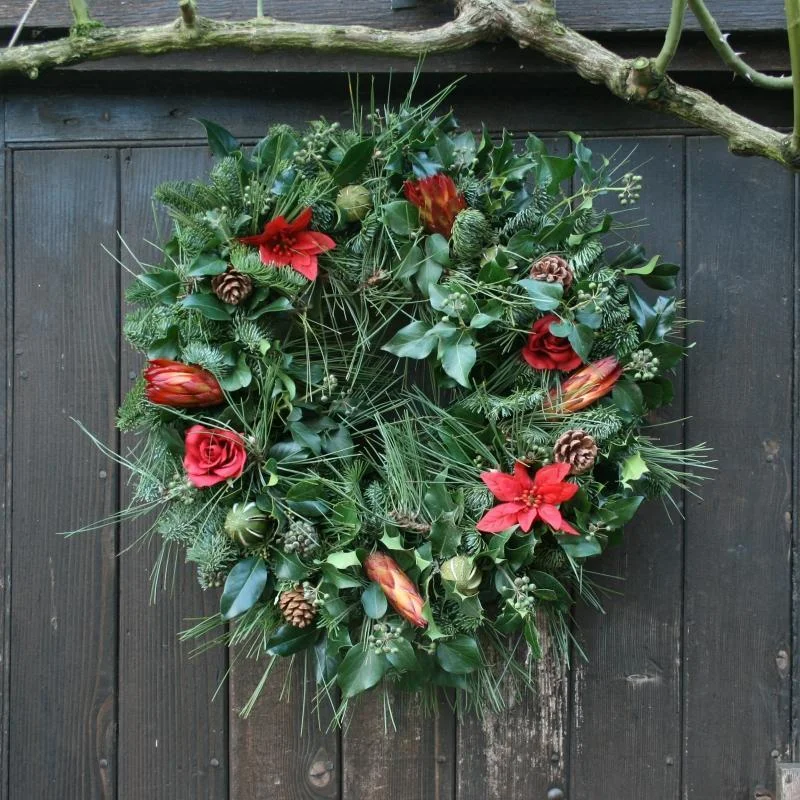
402;174;466;237
239;207;335;281
476;462;579;535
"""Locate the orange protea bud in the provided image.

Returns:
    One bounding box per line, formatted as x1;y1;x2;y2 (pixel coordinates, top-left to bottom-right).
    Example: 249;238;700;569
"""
363;552;428;629
402;174;466;237
144;359;224;408
544;356;622;415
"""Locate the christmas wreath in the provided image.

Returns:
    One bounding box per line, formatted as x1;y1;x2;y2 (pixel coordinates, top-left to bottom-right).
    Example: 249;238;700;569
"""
86;84;709;718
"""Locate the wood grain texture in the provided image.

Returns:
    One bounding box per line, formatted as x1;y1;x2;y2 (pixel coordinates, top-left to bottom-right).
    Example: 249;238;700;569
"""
569;136;685;799
342;690;455;800
229;656;341;800
117;144;228;800
684;137;793;799
10;148;118;798
0;0;788;33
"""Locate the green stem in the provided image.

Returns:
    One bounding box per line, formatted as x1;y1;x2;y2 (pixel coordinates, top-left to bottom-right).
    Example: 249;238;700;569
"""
257;0;264;17
689;0;792;90
653;0;687;75
68;0;92;26
787;0;800;149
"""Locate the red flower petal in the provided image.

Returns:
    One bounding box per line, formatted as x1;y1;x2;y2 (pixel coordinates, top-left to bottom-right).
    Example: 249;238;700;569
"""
285;207;313;234
296;230;336;255
517;506;539;532
290;255;318;281
534;462;571;484
480;470;523;502
512;461;534;490
538;481;579;504
476;502;525;533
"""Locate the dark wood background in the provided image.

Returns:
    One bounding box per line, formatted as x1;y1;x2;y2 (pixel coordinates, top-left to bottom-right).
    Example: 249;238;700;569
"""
0;3;798;798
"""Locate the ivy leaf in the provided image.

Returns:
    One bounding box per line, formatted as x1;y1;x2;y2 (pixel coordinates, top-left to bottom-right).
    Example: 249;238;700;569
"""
470;301;503;330
425;233;451;266
180;293;232;321
440;332;477;388
194;118;240;158
620;451;649;488
383;200;419;236
436;635;482;674
220;557;268;620
337;644;388;699
265;623;319;657
332;138;375;186
218;352;252;392
361;583;388;619
518;278;563;311
382;321;436;360
506;231;537;259
395;244;424;289
567;323;595;361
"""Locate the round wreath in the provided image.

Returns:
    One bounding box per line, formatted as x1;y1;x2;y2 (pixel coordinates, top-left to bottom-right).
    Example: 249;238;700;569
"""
104;86;709;716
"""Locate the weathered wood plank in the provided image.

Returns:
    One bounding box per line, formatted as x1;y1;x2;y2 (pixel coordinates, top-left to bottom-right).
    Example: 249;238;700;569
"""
229;656;341;800
0;0;788;33
684;137;793;798
456;137;569;800
342;690;455;800
10;148;118;798
0;98;10;800
4;75;792;145
117;144;228;800
569;136;685;798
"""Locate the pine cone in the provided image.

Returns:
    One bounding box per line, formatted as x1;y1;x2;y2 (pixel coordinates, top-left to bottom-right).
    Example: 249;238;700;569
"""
553;429;597;475
211;269;253;305
278;586;316;628
530;255;573;291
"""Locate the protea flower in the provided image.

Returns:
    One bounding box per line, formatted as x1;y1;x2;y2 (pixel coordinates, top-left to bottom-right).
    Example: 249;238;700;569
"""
544;356;622;415
144;359;224;408
402;174;466;237
363;552;427;628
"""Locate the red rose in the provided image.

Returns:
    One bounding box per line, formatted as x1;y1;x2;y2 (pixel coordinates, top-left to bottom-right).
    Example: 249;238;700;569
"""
183;424;247;488
522;314;582;372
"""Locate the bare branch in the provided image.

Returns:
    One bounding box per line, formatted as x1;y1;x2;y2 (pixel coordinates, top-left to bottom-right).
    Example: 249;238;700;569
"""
179;0;197;28
689;0;792;90
0;0;796;170
654;0;687;75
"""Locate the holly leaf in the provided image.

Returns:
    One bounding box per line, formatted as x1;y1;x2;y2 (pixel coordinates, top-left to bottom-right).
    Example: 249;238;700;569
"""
430;514;461;559
620;451;649;488
220;557;268;620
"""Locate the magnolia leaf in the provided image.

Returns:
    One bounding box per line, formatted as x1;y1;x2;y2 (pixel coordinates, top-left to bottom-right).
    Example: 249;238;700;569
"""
220;557;268;620
337;644;388;698
180;293;232;321
361;582;388;619
265;623;318;657
194;118;240;157
436;635;482;674
333;138;375;186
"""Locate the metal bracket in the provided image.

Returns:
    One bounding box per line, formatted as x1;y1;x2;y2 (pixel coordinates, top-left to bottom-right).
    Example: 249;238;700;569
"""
777;764;800;800
391;0;419;9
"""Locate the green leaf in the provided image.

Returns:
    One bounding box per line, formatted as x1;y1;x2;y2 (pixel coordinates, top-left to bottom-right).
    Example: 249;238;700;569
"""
332;501;361;534
195;118;240;158
137;270;181;305
180;293;232;321
623;255;680;290
436;635;482;674
395;244;424;288
326;550;362;569
567;323;595;361
506;230;537;259
147;325;180;359
187;253;228;277
612;379;645;420
440;332;476;388
382;320;436;359
383;200;419;236
332;138;375;186
557;534;603;558
337;644;388;698
540;154;576;193
425;233;451;266
265;623;319;657
220;557;268;620
523;618;542;658
416;257;444;297
252;130;298;166
620;451;649;488
361;583;388;619
274;551;311;581
518;279;563;311
386;638;419;674
218;352;252;392
602;495;645;527
470;301;503;329
430;515;461;559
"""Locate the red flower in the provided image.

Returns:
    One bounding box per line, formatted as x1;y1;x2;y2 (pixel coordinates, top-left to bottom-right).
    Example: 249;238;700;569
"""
144;359;223;408
476;462;579;535
183;424;247;488
239;207;335;281
522;314;582;372
402;174;466;237
363;552;427;628
544;356;622;415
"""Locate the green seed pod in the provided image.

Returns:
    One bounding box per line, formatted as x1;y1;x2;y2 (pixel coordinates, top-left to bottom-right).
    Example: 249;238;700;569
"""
335;184;372;222
224;502;272;547
451;209;489;259
440;555;482;597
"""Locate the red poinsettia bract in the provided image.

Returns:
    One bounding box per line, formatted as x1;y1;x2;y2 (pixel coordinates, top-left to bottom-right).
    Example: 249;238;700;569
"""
402;173;466;237
476;462;579;535
239;207;335;281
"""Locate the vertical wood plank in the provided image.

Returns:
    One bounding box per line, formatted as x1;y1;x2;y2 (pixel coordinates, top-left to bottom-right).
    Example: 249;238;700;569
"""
0;99;10;800
684;137;793;798
456;138;570;800
117;145;228;799
569;136;685;798
10;148;118;798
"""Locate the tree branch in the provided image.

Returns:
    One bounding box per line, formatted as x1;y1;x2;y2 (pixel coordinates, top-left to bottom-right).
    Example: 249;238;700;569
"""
0;0;796;170
688;0;792;90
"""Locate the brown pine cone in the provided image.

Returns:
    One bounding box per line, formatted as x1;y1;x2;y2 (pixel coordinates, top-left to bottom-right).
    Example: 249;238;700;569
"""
553;429;597;475
278;586;316;628
530;255;573;291
211;268;253;305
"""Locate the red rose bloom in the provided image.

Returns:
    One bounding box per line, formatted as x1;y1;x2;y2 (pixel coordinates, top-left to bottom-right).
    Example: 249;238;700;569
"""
522;314;582;372
239;207;335;281
183;424;247;488
402;174;466;237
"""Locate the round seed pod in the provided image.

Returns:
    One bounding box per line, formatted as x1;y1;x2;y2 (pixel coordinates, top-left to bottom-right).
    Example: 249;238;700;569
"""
224;502;272;547
440;555;482;597
335;184;372;222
